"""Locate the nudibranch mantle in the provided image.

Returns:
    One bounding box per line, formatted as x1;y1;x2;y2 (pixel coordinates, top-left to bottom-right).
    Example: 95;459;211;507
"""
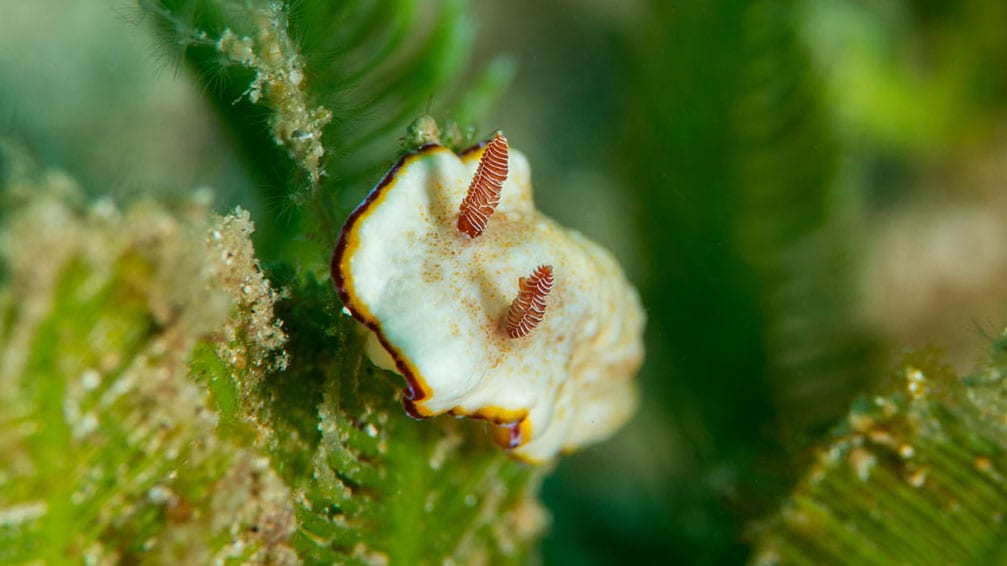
332;136;645;463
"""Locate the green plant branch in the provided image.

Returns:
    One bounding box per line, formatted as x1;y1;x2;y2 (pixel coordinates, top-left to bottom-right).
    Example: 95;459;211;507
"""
751;345;1007;564
141;0;500;260
732;0;879;443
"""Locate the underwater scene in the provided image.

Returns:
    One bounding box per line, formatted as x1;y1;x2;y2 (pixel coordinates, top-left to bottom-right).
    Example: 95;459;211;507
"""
2;1;1007;563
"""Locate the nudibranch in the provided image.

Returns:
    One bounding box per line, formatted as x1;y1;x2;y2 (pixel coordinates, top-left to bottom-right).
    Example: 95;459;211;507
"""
331;132;645;463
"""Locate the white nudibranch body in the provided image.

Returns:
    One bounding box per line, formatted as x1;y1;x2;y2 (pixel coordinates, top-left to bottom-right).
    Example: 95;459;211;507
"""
332;133;645;463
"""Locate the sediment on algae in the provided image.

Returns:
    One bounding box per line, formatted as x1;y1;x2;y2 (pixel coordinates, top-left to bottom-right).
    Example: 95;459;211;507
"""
0;146;544;564
750;345;1007;564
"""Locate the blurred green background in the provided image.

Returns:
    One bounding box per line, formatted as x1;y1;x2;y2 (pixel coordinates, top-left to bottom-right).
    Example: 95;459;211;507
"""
4;0;1007;562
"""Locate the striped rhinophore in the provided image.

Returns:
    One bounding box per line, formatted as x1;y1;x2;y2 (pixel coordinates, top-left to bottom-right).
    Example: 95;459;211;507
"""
505;265;554;338
457;132;509;238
